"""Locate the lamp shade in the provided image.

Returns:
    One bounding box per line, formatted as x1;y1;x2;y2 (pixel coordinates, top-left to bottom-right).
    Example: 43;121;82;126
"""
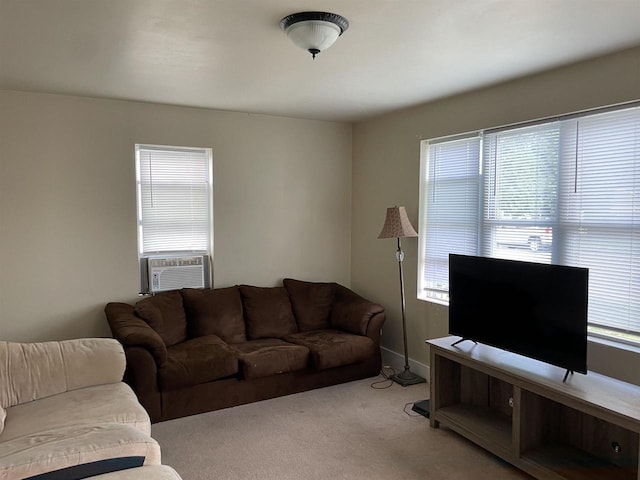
280;12;349;59
378;206;418;239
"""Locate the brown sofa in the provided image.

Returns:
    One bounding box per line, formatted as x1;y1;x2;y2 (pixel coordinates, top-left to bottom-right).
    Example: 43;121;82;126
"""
105;279;386;423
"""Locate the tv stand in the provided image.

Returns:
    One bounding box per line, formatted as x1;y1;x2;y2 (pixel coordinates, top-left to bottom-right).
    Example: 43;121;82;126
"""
428;336;640;480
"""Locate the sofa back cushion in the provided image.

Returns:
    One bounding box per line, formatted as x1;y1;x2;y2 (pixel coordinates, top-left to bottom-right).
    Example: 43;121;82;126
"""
283;278;336;332
181;287;246;343
135;290;187;347
239;285;298;339
0;339;125;409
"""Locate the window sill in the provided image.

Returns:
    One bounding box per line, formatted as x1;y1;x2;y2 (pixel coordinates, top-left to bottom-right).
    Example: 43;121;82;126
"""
588;334;640;356
418;297;449;307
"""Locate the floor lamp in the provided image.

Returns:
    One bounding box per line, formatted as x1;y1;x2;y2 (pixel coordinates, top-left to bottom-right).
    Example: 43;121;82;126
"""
378;206;426;387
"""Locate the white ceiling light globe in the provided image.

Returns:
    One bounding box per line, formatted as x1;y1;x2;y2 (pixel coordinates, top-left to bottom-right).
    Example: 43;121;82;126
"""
280;12;349;59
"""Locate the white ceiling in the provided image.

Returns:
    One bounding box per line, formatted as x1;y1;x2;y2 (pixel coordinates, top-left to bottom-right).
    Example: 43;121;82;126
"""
2;0;640;122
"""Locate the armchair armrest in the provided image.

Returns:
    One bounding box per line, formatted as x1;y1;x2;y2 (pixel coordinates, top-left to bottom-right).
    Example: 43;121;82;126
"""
0;338;125;409
105;302;168;366
330;284;385;336
365;311;386;344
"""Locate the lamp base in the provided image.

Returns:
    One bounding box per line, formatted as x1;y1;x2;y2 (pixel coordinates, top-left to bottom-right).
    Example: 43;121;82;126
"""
391;368;426;387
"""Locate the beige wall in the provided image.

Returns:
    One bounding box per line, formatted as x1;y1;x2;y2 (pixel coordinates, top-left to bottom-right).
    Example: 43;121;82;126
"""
352;46;640;385
2;47;639;384
0;91;352;342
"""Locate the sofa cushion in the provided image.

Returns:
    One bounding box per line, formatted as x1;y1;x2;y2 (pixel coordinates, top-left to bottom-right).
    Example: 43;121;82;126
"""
0;423;160;480
283;278;336;332
181;286;246;343
232;339;309;379
283;330;376;370
1;382;151;442
239;285;298;340
0;339;126;409
159;336;239;390
135;291;187;347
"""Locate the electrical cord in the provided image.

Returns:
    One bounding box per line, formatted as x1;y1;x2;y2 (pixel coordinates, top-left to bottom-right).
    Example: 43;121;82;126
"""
370;366;429;417
403;401;423;417
370;365;396;389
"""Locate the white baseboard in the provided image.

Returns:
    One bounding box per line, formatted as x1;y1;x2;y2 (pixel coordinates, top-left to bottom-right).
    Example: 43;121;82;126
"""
380;346;430;383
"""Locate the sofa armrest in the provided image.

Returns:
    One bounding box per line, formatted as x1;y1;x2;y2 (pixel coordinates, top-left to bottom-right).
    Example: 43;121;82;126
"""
105;302;167;366
330;284;386;336
0;338;125;409
123;347;162;423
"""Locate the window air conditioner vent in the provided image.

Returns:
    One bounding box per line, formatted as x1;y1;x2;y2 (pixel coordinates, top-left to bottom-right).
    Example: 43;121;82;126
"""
147;255;206;293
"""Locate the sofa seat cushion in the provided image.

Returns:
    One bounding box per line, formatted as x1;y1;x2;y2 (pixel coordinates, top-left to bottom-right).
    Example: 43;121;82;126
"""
135;291;187;347
239;285;298;340
159;336;238;391
283;330;376;370
1;383;150;443
181;286;246;343
91;465;183;479
283;278;336;332
0;423;160;480
232;339;310;379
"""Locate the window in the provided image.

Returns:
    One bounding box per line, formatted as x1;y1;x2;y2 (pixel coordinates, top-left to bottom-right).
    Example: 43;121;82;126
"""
418;134;481;303
135;144;213;293
418;103;640;345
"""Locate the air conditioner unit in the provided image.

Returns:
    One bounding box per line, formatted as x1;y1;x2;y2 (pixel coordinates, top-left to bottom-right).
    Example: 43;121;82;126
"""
147;256;206;293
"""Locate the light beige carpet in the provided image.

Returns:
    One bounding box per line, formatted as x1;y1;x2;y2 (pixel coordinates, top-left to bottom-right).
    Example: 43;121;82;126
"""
152;376;530;479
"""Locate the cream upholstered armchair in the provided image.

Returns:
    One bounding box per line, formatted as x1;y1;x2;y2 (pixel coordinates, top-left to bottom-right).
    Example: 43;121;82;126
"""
0;338;180;479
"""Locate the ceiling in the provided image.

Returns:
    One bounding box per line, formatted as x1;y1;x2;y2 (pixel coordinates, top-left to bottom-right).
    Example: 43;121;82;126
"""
2;0;640;123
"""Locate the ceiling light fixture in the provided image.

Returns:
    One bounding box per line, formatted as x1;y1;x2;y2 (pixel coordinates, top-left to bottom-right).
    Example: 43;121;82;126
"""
280;11;349;59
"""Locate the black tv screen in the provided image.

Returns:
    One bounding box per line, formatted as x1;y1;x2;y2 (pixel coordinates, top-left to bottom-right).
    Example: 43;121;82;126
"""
448;254;589;374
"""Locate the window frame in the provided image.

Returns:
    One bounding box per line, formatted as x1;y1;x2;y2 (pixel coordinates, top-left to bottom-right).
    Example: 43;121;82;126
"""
418;101;640;346
135;143;214;293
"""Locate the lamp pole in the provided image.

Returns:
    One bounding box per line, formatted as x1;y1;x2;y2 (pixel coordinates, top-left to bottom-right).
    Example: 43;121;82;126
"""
390;237;426;386
397;238;410;374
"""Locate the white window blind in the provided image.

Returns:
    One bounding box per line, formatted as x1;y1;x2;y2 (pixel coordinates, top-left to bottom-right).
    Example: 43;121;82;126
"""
418;135;480;303
558;108;640;337
136;145;213;255
418;103;640;343
481;123;559;265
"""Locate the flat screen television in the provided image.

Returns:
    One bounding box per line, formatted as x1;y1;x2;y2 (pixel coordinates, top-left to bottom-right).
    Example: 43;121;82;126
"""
448;254;589;376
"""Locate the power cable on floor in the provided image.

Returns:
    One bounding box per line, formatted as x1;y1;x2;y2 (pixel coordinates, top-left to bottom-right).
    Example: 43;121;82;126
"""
370;365;396;389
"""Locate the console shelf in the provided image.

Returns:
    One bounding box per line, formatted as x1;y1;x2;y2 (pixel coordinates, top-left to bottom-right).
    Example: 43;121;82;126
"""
437;403;513;459
428;336;640;480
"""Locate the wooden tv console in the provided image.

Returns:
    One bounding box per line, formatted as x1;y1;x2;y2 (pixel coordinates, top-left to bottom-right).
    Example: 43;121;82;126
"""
428;336;640;480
